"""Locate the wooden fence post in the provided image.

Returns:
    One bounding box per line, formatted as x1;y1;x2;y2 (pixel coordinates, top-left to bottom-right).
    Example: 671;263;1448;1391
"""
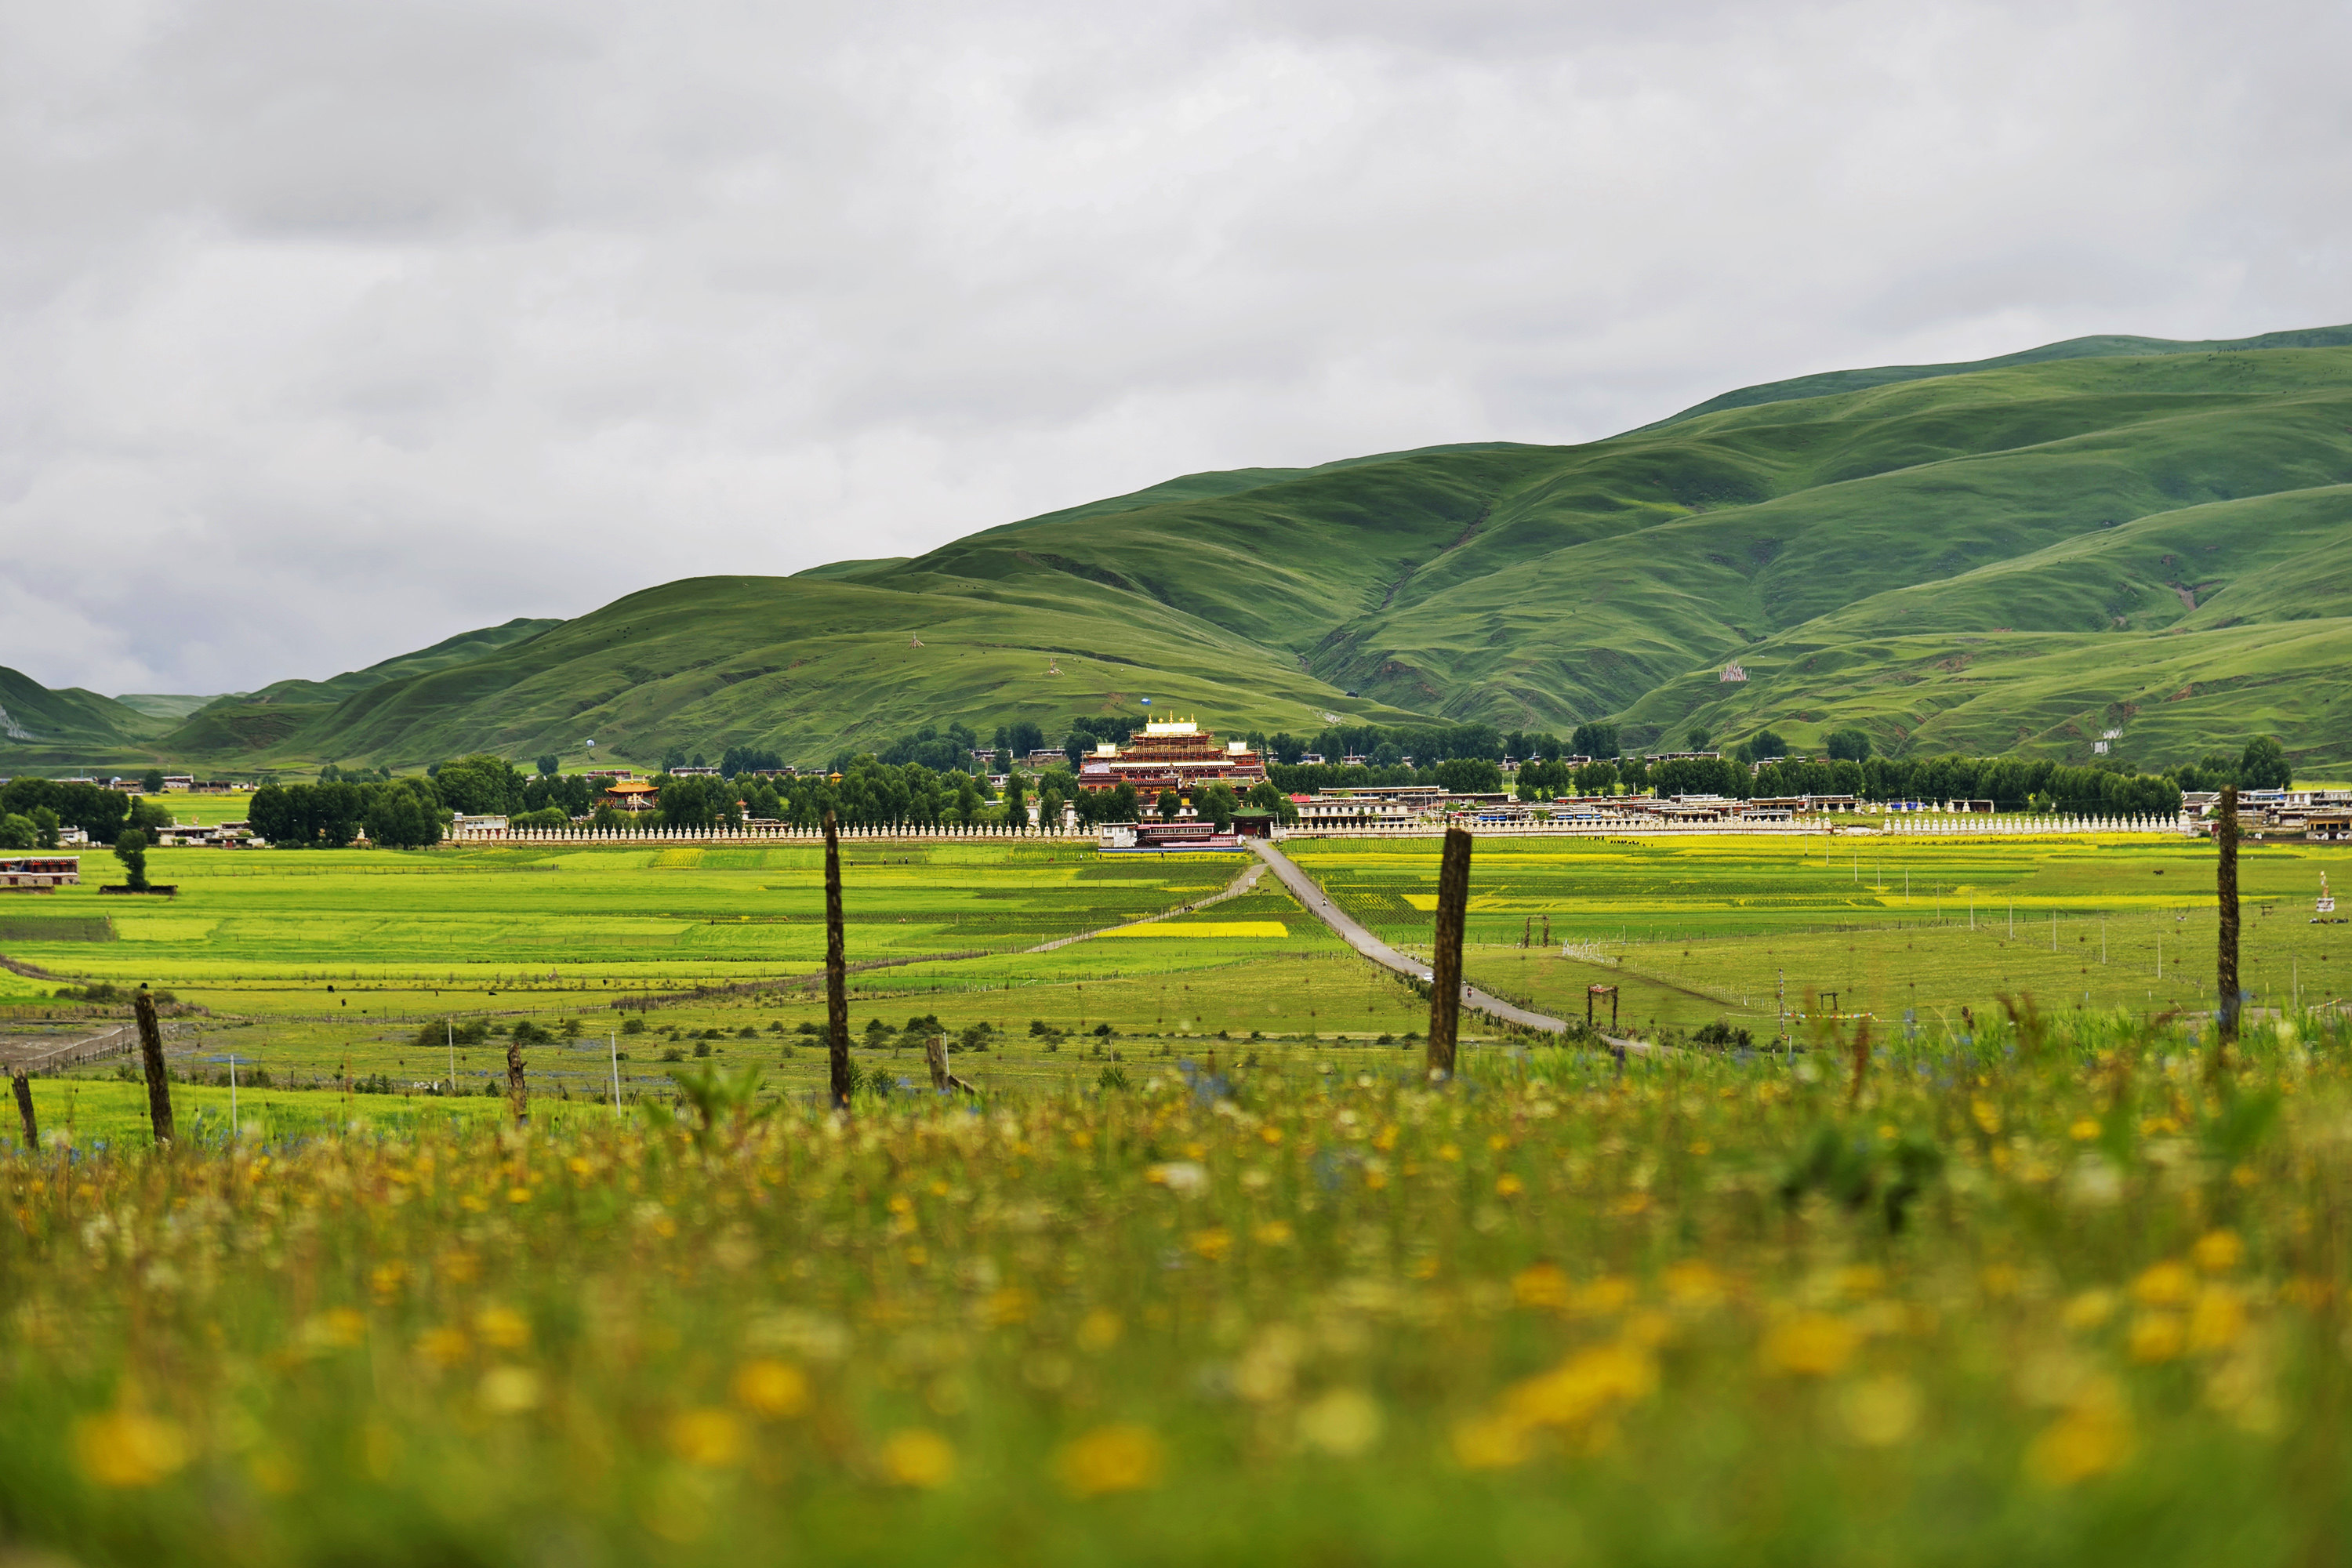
506;1033;528;1126
1425;827;1472;1081
824;810;852;1110
12;1071;34;1147
134;985;174;1146
2214;783;2241;1072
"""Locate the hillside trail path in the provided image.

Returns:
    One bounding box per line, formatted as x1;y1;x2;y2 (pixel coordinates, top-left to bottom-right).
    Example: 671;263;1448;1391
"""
1250;839;1658;1058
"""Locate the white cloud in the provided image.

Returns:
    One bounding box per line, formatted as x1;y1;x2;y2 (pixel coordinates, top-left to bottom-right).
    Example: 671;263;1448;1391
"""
2;0;2347;693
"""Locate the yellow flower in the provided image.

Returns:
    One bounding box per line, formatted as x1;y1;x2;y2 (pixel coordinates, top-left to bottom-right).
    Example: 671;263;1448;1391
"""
2127;1312;2185;1363
1837;1265;1886;1300
1297;1389;1383;1457
2068;1119;2101;1142
1513;1262;1573;1312
1450;1415;1530;1471
880;1428;956;1489
1076;1310;1123;1352
1494;1174;1525;1198
1253;1220;1294;1247
476;1306;531;1350
2061;1290;2117;1331
301;1308;367;1351
2131;1261;2194;1308
1664;1261;1726;1312
1838;1374;1922;1446
667;1408;745;1468
417;1327;470;1368
2026;1392;2132;1486
2193;1230;2245;1274
73;1410;191;1488
2188;1286;2246;1352
479;1366;543;1414
507;1187;532;1205
1502;1342;1657;1428
1762;1313;1859;1377
1054;1424;1166;1497
1189;1229;1233;1261
984;1287;1036;1326
731;1359;810;1418
1970;1098;2001;1135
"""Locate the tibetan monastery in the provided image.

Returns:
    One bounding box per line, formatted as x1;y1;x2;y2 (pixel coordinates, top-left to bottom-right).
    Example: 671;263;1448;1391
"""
1076;719;1269;795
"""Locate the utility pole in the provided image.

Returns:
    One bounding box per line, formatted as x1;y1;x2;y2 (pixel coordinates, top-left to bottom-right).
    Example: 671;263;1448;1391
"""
11;1071;34;1148
609;1031;621;1113
824;809;853;1110
1425;828;1472;1081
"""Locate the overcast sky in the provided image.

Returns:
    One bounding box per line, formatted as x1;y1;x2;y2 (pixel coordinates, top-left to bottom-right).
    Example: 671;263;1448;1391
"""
3;0;2347;696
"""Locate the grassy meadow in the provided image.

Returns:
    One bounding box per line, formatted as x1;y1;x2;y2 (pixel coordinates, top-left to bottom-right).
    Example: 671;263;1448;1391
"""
7;830;2349;1115
8;831;2352;1563
5;1005;2352;1564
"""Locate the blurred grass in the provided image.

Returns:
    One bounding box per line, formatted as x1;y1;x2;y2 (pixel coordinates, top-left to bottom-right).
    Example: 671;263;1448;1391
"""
4;1009;2350;1565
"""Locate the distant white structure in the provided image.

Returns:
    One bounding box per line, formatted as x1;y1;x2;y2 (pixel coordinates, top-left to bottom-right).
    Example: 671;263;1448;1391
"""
1721;662;1749;682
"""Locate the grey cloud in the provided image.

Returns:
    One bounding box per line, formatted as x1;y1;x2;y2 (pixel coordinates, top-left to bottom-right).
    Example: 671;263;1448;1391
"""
2;0;2347;694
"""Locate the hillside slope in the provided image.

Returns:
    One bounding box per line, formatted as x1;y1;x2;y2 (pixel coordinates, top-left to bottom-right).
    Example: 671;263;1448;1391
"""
8;325;2347;775
0;666;156;750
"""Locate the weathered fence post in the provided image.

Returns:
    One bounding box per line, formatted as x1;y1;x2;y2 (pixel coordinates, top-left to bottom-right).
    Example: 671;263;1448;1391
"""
12;1071;34;1147
1425;826;1472;1081
824;810;852;1110
506;1032;528;1125
134;985;174;1145
2215;783;2241;1070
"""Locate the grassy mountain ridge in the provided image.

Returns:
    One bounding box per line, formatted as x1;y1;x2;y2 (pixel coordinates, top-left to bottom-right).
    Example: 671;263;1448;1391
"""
5;325;2349;775
1640;320;2352;430
0;666;156;750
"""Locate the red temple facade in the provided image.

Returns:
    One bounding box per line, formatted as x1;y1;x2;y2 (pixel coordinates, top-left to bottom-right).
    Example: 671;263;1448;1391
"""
1076;720;1269;795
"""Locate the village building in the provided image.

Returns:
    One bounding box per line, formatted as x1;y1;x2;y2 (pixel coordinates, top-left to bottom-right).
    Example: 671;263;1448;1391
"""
1;855;79;889
1075;719;1269;796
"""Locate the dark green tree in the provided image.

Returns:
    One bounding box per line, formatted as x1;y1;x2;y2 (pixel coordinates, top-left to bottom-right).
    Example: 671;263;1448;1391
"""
993;720;1045;757
140;769;165;793
1002;772;1027;833
1156;789;1181;821
1825;728;1872;762
1435;757;1504;794
2238;735;2292;791
1686;724;1713;750
536;754;560;777
1749;729;1789;760
0;815;34;851
434;755;526;816
114;829;150;891
1570;722;1621;759
29;807;60;849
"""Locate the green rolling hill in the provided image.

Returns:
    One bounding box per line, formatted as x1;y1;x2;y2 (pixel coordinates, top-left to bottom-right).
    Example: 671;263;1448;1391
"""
4;324;2348;775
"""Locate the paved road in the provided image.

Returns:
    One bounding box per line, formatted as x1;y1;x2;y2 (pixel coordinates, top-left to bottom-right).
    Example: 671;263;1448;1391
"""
1252;839;1627;1044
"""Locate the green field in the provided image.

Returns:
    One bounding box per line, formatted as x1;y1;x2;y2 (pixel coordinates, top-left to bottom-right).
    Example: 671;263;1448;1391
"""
1294;833;2352;1036
9;323;2352;776
6;833;2352;1563
6;832;2344;1119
